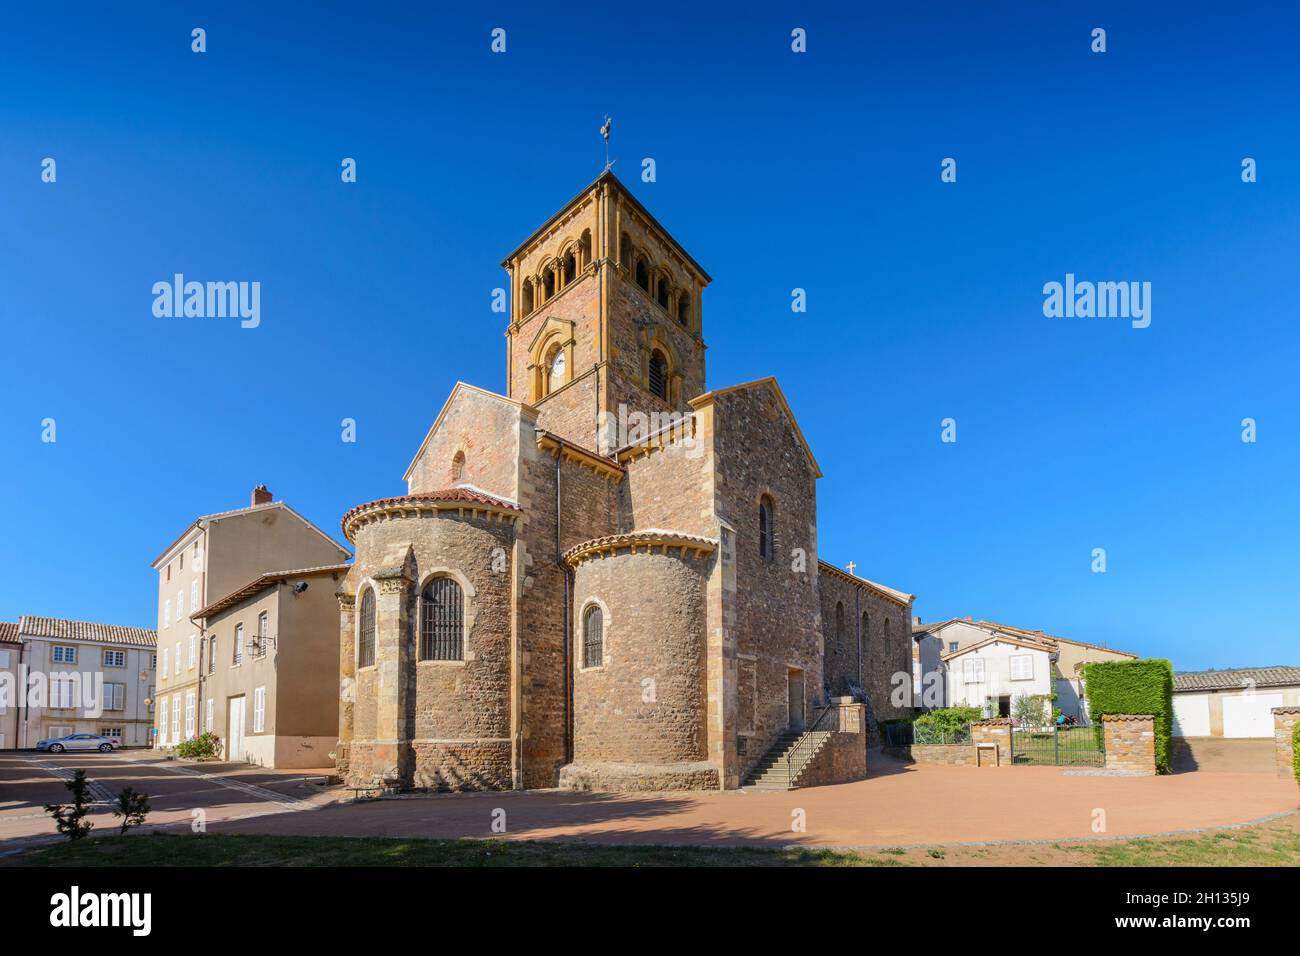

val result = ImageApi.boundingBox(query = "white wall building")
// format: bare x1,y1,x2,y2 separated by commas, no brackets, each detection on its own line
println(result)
4,617,157,748
942,635,1056,722
1173,667,1300,738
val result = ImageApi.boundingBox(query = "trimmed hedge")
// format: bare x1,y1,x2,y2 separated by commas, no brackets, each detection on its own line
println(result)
1293,723,1299,789
1082,658,1174,773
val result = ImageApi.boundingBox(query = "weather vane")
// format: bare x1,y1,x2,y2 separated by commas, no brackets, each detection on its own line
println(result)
600,115,613,171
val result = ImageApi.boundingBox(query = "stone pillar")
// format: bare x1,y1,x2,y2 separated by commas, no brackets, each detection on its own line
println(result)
373,569,412,786
970,718,1010,767
1273,707,1300,777
336,591,356,776
1102,714,1156,775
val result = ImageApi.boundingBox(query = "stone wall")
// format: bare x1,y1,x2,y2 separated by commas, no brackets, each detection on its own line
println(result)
1102,714,1156,775
1274,707,1300,777
794,698,867,787
971,718,1011,767
886,743,979,767
565,541,713,785
341,506,516,791
817,564,914,742
708,383,824,787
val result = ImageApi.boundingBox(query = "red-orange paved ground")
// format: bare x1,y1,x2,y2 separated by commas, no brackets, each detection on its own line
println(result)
215,755,1300,848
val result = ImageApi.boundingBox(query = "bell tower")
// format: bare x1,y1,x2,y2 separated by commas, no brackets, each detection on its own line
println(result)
501,170,710,452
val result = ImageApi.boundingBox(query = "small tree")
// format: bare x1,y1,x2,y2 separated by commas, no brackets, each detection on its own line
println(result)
1013,694,1051,730
44,769,94,841
113,787,151,835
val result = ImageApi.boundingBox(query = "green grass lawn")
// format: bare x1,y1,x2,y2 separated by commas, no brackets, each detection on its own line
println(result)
8,816,1300,867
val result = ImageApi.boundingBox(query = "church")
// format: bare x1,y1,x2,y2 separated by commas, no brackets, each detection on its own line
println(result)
334,170,916,791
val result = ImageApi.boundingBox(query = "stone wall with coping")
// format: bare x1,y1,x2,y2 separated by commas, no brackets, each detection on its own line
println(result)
1102,714,1156,775
794,697,867,787
971,718,1011,767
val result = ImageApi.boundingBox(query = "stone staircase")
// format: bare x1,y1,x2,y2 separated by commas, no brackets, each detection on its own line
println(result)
742,729,835,790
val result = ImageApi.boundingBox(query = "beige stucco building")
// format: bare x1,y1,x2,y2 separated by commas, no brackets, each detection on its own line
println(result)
152,485,350,754
3,617,157,748
335,170,916,793
190,564,349,767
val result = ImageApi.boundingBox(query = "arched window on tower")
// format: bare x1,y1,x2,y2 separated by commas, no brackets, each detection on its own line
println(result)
563,250,577,286
546,345,566,395
451,450,465,483
580,229,592,268
582,604,603,668
358,589,376,668
620,232,633,268
648,349,668,400
420,577,464,661
758,495,774,561
520,279,534,316
543,266,556,300
657,276,671,310
635,258,650,293
678,292,690,328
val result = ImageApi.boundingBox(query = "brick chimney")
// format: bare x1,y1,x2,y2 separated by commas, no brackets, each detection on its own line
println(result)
251,484,273,507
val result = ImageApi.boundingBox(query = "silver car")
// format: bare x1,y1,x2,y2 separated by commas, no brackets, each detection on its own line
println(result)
36,733,117,753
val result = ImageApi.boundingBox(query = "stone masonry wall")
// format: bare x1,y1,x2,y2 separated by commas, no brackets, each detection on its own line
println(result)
344,509,515,791
569,546,712,769
818,567,914,743
971,718,1011,767
1102,714,1156,775
794,698,867,787
1274,707,1300,777
710,383,823,786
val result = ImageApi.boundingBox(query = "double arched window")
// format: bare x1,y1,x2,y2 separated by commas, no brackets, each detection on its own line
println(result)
582,604,604,668
358,589,376,667
420,577,464,661
758,495,775,561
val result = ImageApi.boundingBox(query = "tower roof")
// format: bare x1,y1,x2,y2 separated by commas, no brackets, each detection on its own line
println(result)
500,169,711,283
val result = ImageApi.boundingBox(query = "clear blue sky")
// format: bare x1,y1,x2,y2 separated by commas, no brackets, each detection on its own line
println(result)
2,3,1296,670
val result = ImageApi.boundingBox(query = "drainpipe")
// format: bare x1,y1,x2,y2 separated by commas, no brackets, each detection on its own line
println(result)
16,639,27,748
554,449,572,765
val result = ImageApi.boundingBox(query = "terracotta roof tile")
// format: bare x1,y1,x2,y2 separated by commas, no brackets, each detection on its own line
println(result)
1174,667,1300,692
341,488,520,540
18,616,157,648
0,621,19,644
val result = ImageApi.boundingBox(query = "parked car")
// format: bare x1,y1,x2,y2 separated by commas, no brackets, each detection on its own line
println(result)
35,733,117,753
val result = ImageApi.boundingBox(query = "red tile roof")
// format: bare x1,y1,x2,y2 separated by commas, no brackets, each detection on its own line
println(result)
341,488,520,539
0,622,19,645
18,616,157,648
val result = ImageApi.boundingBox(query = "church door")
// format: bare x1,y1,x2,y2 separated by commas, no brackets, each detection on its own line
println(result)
788,669,805,732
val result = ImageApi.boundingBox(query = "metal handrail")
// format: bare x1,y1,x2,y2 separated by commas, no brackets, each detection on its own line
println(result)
785,705,835,787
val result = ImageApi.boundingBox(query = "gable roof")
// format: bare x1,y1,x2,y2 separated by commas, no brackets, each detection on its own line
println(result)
690,377,822,478
152,500,349,568
18,616,157,648
1174,666,1300,692
0,621,18,645
192,563,353,622
941,634,1054,662
817,561,914,606
975,620,1136,658
402,382,539,483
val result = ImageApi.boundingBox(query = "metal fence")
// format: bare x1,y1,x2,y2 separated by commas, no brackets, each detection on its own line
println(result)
881,721,971,747
1010,725,1103,766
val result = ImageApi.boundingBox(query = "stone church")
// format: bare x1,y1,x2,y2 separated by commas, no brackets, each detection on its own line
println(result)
335,170,915,791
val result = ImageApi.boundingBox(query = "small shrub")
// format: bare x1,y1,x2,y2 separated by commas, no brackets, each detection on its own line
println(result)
113,787,151,835
175,732,221,760
914,706,982,743
44,769,94,841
